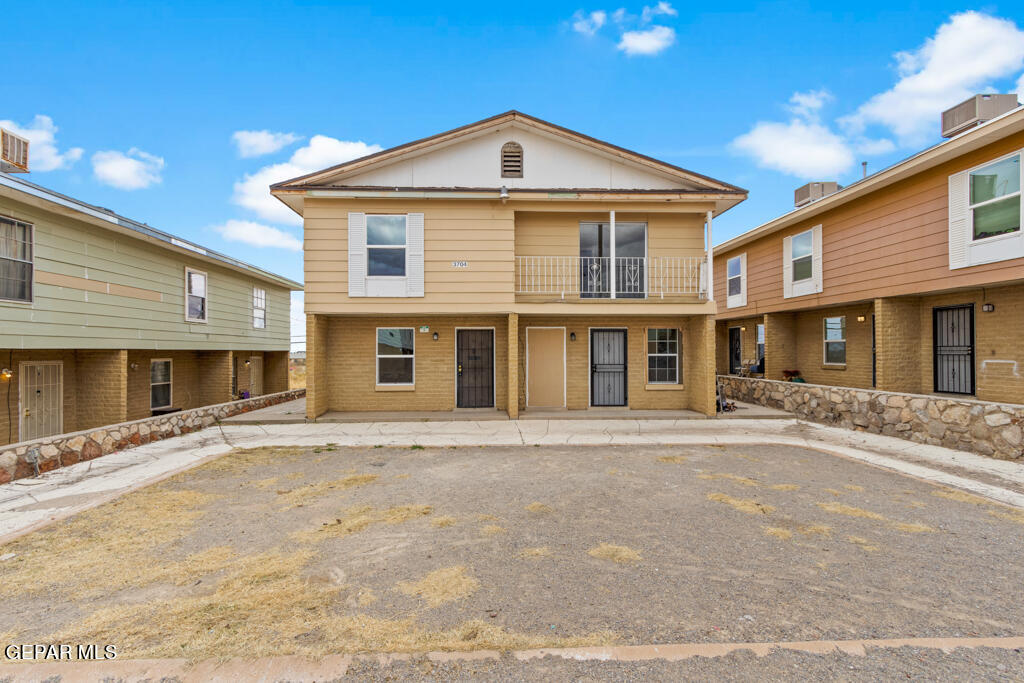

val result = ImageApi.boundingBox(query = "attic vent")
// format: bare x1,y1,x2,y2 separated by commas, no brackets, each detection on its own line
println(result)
1,128,30,173
501,141,523,178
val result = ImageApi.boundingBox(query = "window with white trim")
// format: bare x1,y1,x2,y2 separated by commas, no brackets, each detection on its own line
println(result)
376,328,414,384
185,268,207,322
253,287,266,329
756,323,765,365
647,328,680,384
150,359,172,409
0,216,33,303
969,154,1020,241
823,316,846,365
726,253,746,308
791,230,813,282
367,215,407,277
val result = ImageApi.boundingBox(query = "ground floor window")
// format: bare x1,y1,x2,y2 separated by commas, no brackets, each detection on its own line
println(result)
377,328,414,384
823,316,846,364
647,328,680,383
151,359,172,409
756,323,766,368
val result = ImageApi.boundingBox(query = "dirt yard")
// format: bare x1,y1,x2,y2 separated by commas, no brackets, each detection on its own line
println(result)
1,442,1022,661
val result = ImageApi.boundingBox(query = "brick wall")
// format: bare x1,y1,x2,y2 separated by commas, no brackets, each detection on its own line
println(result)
0,350,79,447
507,314,519,419
306,314,330,419
875,296,921,393
764,312,796,381
264,350,290,394
517,315,711,414
75,350,127,430
793,303,875,389
126,351,201,421
323,315,510,413
198,351,233,406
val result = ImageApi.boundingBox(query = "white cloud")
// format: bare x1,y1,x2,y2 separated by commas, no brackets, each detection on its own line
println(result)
213,219,302,251
1017,71,1024,98
232,130,302,158
572,10,606,36
91,148,164,190
733,119,855,178
0,115,83,171
641,2,676,23
617,25,675,56
786,89,832,120
840,11,1024,146
233,135,382,225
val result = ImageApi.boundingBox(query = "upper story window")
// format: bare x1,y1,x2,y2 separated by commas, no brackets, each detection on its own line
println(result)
783,225,822,299
969,154,1020,241
253,287,266,329
949,151,1024,269
0,215,33,303
185,267,207,322
501,142,523,178
366,215,407,277
726,253,746,308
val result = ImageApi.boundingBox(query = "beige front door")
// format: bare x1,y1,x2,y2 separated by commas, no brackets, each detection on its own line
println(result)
249,356,264,397
20,362,64,441
526,327,565,408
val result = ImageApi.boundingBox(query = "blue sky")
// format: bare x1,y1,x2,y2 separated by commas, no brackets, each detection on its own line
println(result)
5,2,1024,348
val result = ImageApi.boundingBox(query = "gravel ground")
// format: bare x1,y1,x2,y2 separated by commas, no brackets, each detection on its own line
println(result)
1,441,1022,665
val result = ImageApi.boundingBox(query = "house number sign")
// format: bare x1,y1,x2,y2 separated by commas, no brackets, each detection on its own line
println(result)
451,261,469,268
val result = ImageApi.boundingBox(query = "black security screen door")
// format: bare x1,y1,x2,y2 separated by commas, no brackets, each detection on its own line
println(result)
729,327,742,374
457,329,495,408
591,329,627,406
933,305,975,395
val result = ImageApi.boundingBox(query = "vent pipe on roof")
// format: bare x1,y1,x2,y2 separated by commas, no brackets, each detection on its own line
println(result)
862,162,867,179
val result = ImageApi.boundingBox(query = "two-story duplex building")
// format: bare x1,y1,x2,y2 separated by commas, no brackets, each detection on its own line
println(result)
0,170,302,446
714,96,1024,405
273,112,746,419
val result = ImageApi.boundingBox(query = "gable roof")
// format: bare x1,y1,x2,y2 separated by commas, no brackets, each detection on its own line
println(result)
0,171,303,290
271,110,747,194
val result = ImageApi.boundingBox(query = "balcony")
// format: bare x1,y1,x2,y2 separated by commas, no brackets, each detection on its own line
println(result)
514,256,707,300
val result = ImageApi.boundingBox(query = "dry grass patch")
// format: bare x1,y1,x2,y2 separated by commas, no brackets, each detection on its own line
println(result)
397,567,479,607
198,446,308,474
476,514,501,522
798,524,833,537
520,546,551,558
816,502,886,521
481,525,506,536
278,474,378,509
524,502,553,514
932,488,992,505
770,484,801,491
844,485,865,492
823,488,844,497
431,516,457,528
707,492,774,515
588,543,641,564
698,473,761,487
0,488,216,599
763,527,793,540
657,455,687,464
848,536,879,552
293,505,432,543
989,509,1024,525
252,477,279,489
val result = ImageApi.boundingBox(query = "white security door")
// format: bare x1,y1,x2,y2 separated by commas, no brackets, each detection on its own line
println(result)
20,362,63,441
249,356,264,397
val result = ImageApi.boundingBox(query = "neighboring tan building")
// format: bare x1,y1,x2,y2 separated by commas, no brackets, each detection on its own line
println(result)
714,96,1024,404
272,111,746,419
0,171,302,446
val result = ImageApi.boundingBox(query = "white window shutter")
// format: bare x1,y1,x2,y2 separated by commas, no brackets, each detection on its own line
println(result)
348,212,366,297
811,224,823,293
406,212,425,297
782,236,793,299
739,253,748,307
948,171,970,269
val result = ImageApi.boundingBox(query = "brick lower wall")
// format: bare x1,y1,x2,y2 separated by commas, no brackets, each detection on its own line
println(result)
75,349,127,429
719,375,1023,461
0,350,79,446
0,388,305,483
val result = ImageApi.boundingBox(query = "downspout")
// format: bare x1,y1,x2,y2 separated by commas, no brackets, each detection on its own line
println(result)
706,210,714,301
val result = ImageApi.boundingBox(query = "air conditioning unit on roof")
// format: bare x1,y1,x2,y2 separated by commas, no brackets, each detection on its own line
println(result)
794,181,841,208
1,128,29,172
941,94,1019,138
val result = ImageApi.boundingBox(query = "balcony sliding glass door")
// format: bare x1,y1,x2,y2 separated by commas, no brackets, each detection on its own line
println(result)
579,222,646,298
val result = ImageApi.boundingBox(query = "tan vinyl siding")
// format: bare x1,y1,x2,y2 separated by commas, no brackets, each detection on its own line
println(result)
0,197,291,351
514,211,705,258
715,129,1024,319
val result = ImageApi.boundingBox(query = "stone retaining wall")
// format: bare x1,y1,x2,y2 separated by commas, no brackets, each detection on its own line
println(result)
719,376,1023,461
0,389,305,483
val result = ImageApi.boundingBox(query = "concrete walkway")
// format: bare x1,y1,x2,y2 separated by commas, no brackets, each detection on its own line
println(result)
1,417,1023,542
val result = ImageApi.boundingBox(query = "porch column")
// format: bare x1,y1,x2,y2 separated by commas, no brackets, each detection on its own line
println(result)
683,315,717,417
763,313,796,381
507,313,519,419
75,349,128,430
306,314,330,420
874,297,922,393
197,351,233,406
